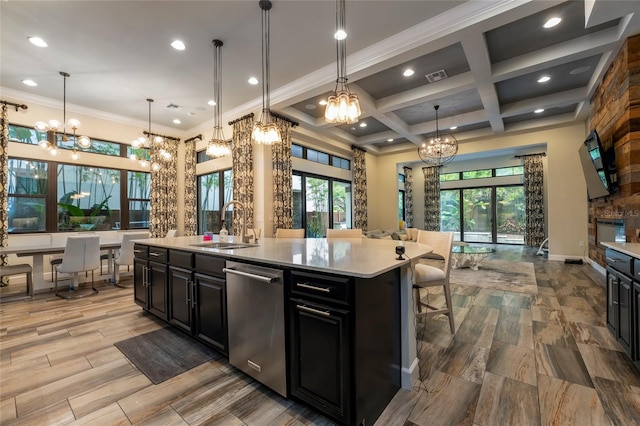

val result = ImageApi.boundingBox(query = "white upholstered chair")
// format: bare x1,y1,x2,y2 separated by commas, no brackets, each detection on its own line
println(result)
166,229,178,237
54,235,100,299
413,230,455,334
326,228,363,238
275,228,304,238
113,232,149,285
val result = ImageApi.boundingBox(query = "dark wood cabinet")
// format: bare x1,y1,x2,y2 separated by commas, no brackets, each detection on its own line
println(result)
194,273,227,353
288,269,400,426
290,299,350,423
634,282,640,369
132,244,168,321
169,266,193,333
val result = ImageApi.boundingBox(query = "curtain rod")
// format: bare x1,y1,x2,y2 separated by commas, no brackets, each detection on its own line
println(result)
143,130,181,142
184,134,202,144
228,112,254,126
515,152,546,158
270,111,299,127
351,145,366,153
0,100,28,111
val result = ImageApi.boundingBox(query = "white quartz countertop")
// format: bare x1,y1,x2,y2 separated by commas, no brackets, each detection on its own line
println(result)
601,242,640,259
135,235,432,278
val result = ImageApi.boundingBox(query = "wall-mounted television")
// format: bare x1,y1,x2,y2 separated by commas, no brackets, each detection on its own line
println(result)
578,129,617,200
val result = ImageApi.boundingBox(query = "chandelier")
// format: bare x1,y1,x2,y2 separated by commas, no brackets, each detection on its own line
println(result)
324,0,361,124
34,71,91,158
130,99,171,171
252,0,281,145
418,105,458,166
206,39,231,158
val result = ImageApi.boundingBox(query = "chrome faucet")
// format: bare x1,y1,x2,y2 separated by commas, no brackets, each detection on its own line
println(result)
221,200,249,243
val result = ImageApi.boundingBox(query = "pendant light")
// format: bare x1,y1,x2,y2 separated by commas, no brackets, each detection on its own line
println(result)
130,99,170,170
206,39,231,158
252,0,281,145
34,71,91,157
418,105,458,166
324,0,361,124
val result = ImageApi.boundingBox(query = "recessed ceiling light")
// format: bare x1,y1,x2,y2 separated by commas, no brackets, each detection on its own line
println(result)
334,29,347,40
534,108,545,114
319,100,327,106
248,77,259,85
350,127,356,131
537,75,551,83
449,126,457,130
359,122,367,127
208,100,216,106
22,79,37,87
28,36,47,47
171,40,186,50
403,69,415,77
570,66,591,75
387,138,394,142
543,17,561,28
305,104,317,110
173,119,181,124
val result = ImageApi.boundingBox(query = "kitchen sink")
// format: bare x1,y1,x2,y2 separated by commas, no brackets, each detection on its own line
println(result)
190,242,257,250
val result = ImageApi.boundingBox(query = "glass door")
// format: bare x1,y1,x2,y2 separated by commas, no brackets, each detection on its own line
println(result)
462,188,492,242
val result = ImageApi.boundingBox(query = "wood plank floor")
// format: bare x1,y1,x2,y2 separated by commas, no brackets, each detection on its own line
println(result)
1,247,640,425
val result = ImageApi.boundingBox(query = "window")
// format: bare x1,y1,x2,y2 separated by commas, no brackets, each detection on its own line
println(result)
462,169,492,179
7,159,47,233
57,164,121,231
495,166,524,176
293,172,352,237
398,190,405,221
126,171,151,230
398,174,406,183
198,169,233,234
440,172,460,182
291,143,350,170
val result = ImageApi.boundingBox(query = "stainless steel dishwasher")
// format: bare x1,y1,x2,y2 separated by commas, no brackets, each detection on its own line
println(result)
223,261,286,397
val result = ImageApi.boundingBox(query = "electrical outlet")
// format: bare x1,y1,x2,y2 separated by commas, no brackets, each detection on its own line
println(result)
579,241,585,247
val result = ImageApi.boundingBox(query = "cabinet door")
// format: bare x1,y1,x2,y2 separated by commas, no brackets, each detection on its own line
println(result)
194,273,227,354
133,258,147,309
290,300,350,424
169,267,193,333
148,261,168,320
634,282,640,363
606,269,619,334
618,274,633,357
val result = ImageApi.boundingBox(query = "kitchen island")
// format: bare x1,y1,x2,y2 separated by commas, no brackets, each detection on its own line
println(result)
132,235,431,425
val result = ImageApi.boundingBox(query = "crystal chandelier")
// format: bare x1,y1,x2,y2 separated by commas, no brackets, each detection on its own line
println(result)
130,99,171,170
324,0,361,124
34,71,91,158
206,39,231,158
418,105,458,166
252,0,281,145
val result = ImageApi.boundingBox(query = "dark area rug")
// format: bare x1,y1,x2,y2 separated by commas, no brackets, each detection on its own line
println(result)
115,327,219,384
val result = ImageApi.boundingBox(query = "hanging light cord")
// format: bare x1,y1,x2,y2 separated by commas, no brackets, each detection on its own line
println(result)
262,2,271,118
336,0,347,89
214,40,223,131
434,104,440,141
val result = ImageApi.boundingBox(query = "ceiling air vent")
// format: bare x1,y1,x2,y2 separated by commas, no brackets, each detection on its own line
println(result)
425,70,448,83
166,103,182,109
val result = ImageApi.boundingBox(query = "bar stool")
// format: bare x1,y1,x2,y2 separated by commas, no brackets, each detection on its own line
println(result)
275,228,304,238
413,230,455,334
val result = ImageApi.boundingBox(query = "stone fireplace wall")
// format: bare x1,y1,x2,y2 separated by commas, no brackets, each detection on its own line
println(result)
588,34,640,266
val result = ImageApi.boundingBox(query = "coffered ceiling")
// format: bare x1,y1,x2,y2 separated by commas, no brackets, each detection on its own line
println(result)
2,1,639,154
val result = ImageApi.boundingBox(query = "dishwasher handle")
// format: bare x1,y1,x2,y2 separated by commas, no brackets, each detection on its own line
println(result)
223,267,279,283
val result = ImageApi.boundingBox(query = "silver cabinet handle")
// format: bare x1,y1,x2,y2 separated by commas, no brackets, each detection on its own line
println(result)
297,282,331,293
134,249,143,253
223,267,278,283
185,279,191,305
191,281,197,308
297,304,331,317
606,257,618,263
149,252,162,257
143,266,149,287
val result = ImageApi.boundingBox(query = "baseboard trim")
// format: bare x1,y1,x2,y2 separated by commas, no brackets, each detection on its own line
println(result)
401,357,419,390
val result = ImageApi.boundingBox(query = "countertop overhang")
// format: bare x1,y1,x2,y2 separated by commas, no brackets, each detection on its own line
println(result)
135,236,431,278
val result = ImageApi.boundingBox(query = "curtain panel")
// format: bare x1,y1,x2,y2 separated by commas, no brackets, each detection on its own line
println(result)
1,105,9,284
149,140,178,238
523,154,545,247
403,166,413,227
423,166,441,231
183,136,199,236
271,117,293,235
352,147,368,231
231,116,254,233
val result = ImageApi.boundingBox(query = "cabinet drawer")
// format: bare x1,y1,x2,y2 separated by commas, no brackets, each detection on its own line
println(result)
606,248,632,276
170,250,193,269
194,254,226,277
291,271,351,305
148,247,168,263
133,244,148,259
635,259,640,280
